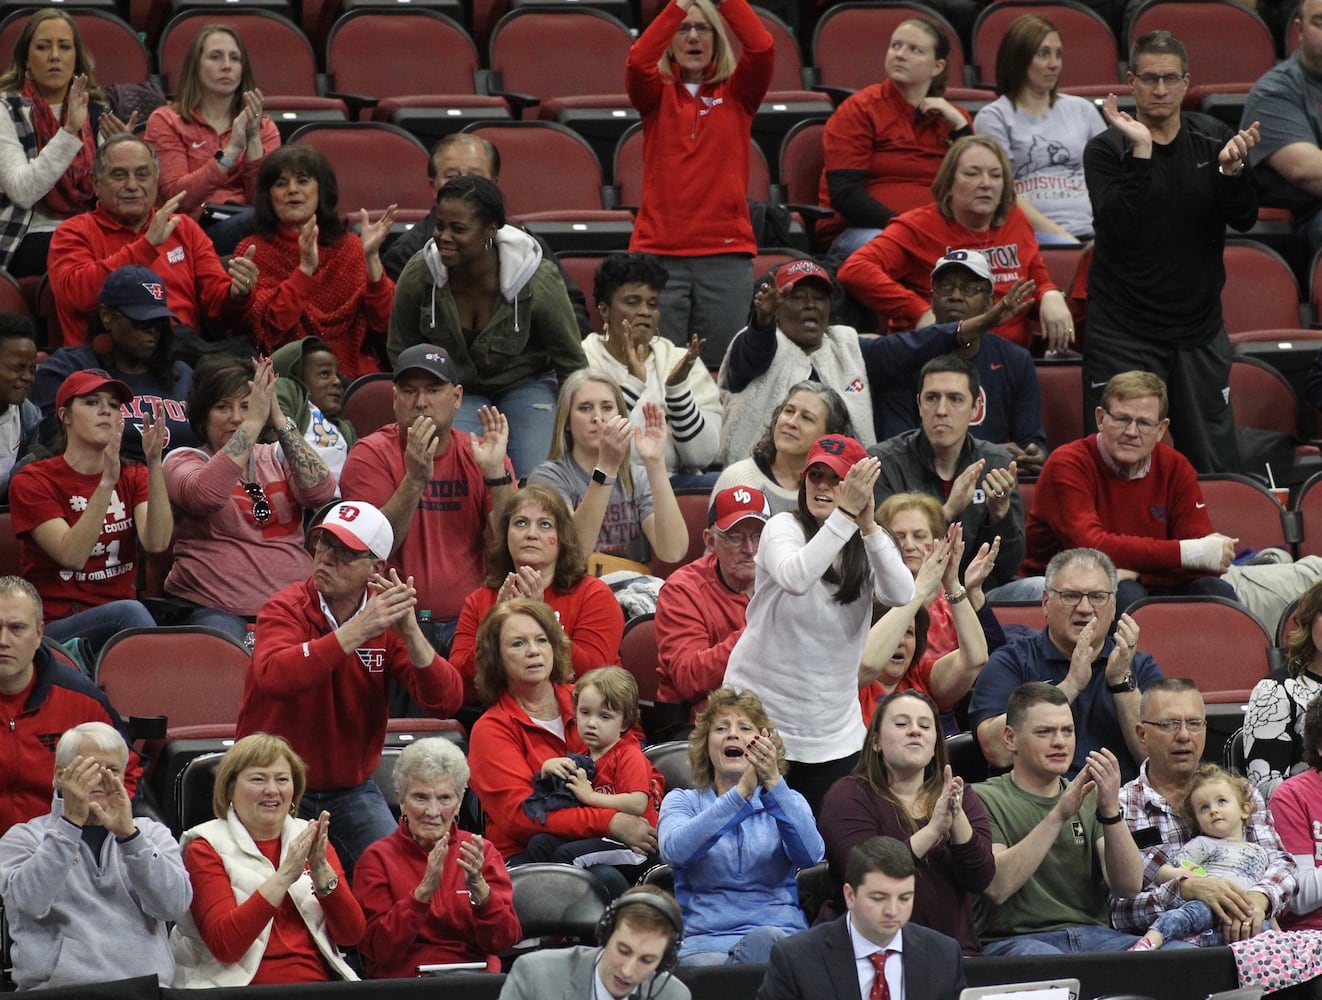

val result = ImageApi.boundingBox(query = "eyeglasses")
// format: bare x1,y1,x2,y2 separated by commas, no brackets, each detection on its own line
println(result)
1141,718,1207,734
675,22,713,36
932,277,992,297
1133,72,1186,88
242,482,271,525
313,536,373,564
1047,588,1114,607
1102,409,1162,435
715,528,761,547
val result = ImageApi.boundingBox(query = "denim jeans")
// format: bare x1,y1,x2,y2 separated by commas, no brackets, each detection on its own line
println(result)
45,599,157,673
981,924,1140,956
984,576,1047,603
679,926,788,967
830,227,883,258
1151,900,1221,944
454,372,558,482
182,605,253,647
298,779,397,883
1116,575,1237,613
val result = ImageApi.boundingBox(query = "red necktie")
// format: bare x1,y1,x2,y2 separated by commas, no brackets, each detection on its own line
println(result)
868,950,897,1000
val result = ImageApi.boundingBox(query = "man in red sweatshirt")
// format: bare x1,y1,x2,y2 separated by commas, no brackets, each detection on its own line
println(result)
236,500,463,879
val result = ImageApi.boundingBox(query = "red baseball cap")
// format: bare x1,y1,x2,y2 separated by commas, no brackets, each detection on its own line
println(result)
708,486,771,530
774,259,833,293
802,434,870,480
55,369,133,412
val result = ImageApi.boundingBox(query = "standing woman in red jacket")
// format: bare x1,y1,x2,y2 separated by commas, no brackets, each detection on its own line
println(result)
626,0,773,369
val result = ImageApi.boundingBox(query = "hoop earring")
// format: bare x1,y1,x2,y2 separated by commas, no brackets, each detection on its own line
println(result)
485,236,494,251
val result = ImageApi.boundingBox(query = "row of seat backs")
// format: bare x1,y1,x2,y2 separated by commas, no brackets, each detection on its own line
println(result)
111,0,1278,90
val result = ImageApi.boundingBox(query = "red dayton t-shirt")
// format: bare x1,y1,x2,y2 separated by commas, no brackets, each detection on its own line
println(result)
9,457,149,620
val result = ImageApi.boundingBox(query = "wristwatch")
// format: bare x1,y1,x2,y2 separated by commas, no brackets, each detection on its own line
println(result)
591,468,618,487
1106,672,1136,694
483,472,512,486
314,874,339,897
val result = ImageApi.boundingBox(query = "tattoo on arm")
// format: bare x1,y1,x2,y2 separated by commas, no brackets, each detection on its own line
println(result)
281,428,331,489
221,427,255,461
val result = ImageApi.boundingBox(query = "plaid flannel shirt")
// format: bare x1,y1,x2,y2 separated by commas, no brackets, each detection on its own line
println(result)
1109,760,1297,935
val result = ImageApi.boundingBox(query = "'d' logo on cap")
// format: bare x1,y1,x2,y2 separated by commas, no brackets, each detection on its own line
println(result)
141,283,165,300
337,504,361,522
944,250,974,263
819,436,846,454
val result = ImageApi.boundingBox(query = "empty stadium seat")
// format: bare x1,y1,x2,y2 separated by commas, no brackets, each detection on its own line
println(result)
1198,473,1298,558
557,253,607,334
341,371,395,438
94,626,249,730
618,613,687,742
326,9,509,136
1221,241,1303,335
507,863,611,945
642,739,695,791
1034,359,1084,453
1294,469,1322,557
777,117,834,251
0,269,25,316
1127,596,1275,704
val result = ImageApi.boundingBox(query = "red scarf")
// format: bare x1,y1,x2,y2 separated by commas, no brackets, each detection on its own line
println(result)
20,77,96,217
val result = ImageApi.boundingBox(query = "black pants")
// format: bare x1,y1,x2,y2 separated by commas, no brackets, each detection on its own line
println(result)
784,751,859,819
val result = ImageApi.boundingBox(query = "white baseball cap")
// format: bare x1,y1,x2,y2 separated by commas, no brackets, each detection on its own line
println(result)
313,501,393,560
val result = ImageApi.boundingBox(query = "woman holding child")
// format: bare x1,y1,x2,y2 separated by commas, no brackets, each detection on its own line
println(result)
467,600,658,894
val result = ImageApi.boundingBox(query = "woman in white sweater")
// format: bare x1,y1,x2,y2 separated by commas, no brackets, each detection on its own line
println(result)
722,433,913,815
581,252,722,486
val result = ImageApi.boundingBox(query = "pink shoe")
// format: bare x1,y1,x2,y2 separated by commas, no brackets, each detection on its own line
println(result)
1128,938,1157,952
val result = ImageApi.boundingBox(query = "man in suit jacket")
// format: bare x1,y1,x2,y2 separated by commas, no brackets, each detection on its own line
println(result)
756,836,965,1000
500,886,691,1000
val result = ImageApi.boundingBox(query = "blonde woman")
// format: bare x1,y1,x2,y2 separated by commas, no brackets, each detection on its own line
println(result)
527,369,687,565
625,0,773,366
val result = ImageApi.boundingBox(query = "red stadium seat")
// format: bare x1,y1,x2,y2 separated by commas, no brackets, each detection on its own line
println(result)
341,371,395,438
1127,596,1274,704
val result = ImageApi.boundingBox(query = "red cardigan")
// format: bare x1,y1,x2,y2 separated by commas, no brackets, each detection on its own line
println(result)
354,820,520,978
236,228,393,380
625,0,773,256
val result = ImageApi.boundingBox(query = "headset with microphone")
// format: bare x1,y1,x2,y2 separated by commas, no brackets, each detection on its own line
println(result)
593,888,686,998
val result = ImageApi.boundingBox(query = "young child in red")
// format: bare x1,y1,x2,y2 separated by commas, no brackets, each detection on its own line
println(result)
525,667,663,884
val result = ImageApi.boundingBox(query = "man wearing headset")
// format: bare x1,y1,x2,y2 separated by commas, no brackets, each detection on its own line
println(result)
499,885,691,1000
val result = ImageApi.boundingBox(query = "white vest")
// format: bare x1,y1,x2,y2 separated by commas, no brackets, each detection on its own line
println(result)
718,324,876,466
169,810,359,987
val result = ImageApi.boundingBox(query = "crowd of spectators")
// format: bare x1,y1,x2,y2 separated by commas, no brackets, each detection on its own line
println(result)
3,2,1322,996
